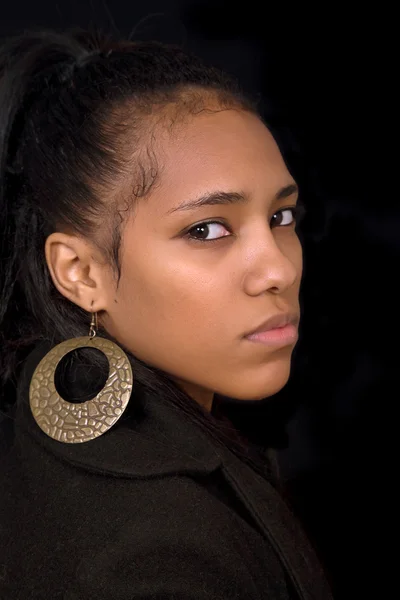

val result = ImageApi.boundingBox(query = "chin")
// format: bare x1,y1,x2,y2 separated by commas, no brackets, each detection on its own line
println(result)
218,360,292,401
233,382,289,402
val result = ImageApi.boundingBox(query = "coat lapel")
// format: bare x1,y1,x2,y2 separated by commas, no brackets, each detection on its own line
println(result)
218,445,333,600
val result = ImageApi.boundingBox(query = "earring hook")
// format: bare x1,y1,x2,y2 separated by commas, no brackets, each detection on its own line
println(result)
89,302,98,339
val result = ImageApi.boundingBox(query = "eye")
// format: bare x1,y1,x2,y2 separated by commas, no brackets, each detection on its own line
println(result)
184,220,231,243
184,206,303,244
270,206,300,228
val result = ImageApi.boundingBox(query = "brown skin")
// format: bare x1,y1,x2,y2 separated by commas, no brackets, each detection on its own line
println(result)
45,108,302,413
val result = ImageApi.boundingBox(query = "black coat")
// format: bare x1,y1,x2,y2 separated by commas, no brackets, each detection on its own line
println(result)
0,343,333,599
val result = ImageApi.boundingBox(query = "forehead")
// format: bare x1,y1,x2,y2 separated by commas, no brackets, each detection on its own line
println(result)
144,109,293,215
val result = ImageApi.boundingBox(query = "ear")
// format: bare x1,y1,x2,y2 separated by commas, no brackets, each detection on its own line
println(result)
45,232,109,313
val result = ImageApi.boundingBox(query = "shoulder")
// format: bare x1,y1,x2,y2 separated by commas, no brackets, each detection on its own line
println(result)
1,451,290,600
65,474,290,600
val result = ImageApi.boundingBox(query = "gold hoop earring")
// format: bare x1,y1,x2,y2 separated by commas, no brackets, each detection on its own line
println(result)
29,311,133,444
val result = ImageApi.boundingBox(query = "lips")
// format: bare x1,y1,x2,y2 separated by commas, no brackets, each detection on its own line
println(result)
244,312,299,337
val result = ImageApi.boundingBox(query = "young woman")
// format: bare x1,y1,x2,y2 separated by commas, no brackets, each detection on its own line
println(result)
0,28,333,599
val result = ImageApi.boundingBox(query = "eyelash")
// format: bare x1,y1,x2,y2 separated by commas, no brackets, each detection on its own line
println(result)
184,205,305,244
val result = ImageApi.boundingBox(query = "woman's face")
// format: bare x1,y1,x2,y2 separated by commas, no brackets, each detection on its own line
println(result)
102,108,303,411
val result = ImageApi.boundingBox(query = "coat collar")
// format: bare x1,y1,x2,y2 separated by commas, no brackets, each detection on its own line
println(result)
15,341,222,478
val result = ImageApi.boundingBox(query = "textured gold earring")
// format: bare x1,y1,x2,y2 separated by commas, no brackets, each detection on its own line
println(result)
29,311,133,444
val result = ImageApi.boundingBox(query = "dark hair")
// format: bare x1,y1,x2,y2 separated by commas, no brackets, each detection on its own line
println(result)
0,27,273,479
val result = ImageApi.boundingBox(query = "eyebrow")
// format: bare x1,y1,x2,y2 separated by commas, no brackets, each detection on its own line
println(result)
165,183,299,215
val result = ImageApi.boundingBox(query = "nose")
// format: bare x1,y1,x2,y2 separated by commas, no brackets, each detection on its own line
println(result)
242,232,300,296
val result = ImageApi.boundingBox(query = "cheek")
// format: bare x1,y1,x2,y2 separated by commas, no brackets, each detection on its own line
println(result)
295,242,303,280
110,250,226,358
282,233,303,279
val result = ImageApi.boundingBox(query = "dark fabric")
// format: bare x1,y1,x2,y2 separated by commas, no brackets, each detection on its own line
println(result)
0,342,333,599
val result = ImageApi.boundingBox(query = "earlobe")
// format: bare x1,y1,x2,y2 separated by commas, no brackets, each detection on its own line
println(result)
44,232,105,312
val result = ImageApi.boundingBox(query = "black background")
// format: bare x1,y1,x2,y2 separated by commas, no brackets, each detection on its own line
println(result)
1,2,393,598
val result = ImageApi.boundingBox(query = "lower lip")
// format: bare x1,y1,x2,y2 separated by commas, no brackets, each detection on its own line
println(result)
244,323,298,347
